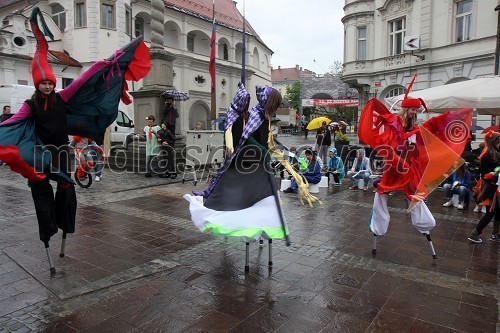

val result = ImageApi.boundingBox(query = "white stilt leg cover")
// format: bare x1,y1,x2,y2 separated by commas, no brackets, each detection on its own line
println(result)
370,193,390,236
409,200,436,233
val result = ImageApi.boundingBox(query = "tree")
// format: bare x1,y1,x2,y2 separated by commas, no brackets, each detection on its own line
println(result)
285,80,301,110
327,60,343,75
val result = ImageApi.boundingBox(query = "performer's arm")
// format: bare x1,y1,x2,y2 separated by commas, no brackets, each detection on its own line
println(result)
58,61,109,103
225,124,234,155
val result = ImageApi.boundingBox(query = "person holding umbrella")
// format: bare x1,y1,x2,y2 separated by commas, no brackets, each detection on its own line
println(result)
161,96,179,135
315,121,332,166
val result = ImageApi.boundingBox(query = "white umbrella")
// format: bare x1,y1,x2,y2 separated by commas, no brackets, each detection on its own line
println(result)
384,76,500,115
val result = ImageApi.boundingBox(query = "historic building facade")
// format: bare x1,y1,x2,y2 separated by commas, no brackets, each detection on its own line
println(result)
342,0,498,107
0,0,273,134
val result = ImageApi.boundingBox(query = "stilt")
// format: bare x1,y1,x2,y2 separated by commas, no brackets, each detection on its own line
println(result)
268,239,273,267
59,231,67,258
44,241,56,274
372,234,377,254
424,232,437,259
244,242,250,272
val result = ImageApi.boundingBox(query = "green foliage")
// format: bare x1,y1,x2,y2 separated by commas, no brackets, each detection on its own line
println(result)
285,80,301,110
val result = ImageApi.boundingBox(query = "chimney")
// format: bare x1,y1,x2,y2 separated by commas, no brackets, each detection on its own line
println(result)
295,65,299,70
278,66,281,70
300,67,302,71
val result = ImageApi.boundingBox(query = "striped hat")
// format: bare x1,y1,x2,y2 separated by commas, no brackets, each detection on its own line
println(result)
29,8,56,87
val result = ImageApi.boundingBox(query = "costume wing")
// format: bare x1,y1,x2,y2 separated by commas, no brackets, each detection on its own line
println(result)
62,36,151,139
410,108,472,207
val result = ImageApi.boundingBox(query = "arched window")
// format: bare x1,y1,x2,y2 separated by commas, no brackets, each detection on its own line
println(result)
51,3,66,31
385,87,404,98
223,44,228,60
135,17,144,37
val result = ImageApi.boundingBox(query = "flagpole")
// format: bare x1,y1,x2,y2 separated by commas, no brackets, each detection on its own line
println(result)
241,0,246,85
210,0,217,122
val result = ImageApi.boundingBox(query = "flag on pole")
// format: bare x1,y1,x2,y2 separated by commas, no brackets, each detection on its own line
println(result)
209,1,216,121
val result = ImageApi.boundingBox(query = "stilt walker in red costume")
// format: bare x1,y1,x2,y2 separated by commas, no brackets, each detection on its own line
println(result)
359,75,472,258
0,8,150,273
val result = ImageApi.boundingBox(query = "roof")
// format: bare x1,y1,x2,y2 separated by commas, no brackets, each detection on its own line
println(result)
48,50,82,67
164,0,269,50
272,66,316,83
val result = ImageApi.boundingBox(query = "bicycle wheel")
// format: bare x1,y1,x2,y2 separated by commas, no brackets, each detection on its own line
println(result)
74,170,93,188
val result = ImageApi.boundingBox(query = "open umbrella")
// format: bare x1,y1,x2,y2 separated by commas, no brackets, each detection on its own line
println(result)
161,90,189,101
307,117,331,130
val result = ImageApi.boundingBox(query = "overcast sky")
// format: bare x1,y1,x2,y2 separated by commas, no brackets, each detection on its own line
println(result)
235,0,345,74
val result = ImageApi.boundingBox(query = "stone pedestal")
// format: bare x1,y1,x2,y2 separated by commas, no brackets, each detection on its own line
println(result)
130,48,176,134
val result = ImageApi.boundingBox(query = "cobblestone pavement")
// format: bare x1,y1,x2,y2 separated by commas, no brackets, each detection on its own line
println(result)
0,134,498,332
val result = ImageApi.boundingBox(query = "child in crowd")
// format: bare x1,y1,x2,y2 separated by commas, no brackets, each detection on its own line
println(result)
283,149,322,193
347,148,371,190
442,163,471,210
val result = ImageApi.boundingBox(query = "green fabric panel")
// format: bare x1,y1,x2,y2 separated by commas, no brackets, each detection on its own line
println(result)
202,223,289,239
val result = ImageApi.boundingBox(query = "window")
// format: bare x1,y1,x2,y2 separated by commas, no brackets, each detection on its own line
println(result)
385,87,404,98
75,2,86,28
101,2,115,29
125,7,131,36
357,27,366,60
187,33,195,52
62,78,74,88
455,0,472,42
135,17,144,37
223,43,228,60
388,18,405,55
51,3,66,31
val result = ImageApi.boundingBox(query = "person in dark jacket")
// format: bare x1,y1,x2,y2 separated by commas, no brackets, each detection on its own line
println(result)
157,121,177,178
0,105,13,123
161,96,179,135
315,121,332,166
468,131,500,243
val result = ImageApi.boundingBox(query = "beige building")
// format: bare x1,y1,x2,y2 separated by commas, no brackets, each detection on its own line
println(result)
342,0,498,106
0,0,273,134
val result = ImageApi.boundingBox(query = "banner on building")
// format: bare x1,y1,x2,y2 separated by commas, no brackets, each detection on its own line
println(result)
302,99,358,107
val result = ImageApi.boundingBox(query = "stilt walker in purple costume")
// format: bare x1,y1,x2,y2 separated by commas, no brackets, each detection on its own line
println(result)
0,8,150,273
184,85,318,246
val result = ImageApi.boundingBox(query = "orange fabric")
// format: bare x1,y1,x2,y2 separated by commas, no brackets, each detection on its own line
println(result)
359,98,472,204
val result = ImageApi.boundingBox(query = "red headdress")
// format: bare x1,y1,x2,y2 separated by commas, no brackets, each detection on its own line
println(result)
29,8,57,88
401,74,428,112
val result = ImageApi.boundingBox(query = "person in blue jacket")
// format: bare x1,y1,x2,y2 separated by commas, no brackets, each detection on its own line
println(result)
326,147,345,186
284,149,321,193
442,162,471,210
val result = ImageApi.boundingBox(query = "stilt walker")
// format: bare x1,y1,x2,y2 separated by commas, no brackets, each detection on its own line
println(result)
358,75,472,258
0,7,150,273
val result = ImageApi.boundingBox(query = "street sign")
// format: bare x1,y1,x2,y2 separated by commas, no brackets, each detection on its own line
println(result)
301,99,358,107
404,36,420,51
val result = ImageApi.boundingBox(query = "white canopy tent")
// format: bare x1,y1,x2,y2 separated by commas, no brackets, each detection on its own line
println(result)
384,76,500,115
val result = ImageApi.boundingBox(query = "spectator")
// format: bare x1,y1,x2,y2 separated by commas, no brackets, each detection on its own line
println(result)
195,121,204,130
92,132,105,182
468,131,500,243
326,147,344,186
157,121,177,179
442,163,471,210
0,105,13,123
315,121,332,166
143,115,161,178
283,149,321,193
347,148,371,191
161,96,179,135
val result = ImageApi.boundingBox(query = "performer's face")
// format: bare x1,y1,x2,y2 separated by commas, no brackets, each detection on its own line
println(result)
406,107,418,118
38,81,55,95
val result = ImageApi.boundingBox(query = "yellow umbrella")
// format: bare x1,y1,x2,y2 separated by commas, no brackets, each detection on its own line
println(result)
307,117,331,130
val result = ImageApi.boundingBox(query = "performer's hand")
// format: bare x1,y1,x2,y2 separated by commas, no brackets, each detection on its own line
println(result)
226,143,234,155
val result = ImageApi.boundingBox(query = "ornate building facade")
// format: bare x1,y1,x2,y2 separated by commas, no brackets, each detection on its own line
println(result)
0,0,273,134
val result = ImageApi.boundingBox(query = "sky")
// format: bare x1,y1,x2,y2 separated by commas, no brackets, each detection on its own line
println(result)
235,0,345,75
